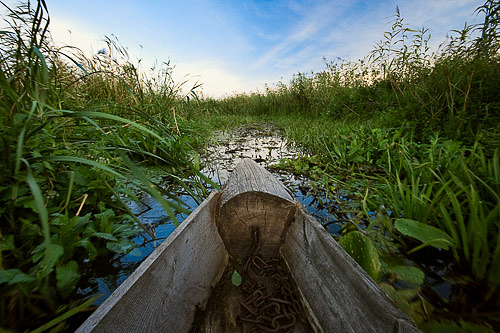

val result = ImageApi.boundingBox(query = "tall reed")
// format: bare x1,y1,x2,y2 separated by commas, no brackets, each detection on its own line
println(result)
0,1,205,331
203,1,500,146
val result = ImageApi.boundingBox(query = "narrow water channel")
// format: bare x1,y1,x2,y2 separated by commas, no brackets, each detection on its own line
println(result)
76,124,342,309
200,123,342,231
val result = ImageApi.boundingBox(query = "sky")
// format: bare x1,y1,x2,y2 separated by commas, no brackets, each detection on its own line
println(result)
2,0,485,97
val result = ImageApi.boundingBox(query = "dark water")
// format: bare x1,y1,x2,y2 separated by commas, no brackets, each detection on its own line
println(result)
199,123,342,233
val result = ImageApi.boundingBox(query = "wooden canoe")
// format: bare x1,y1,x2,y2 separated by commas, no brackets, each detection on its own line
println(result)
77,159,420,332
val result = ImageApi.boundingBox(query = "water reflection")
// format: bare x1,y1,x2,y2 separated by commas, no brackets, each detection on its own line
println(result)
200,123,303,184
200,124,341,232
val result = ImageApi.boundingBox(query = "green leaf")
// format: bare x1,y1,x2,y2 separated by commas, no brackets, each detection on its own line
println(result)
58,51,90,76
42,156,125,179
60,110,165,142
339,231,381,280
38,243,64,278
379,283,428,324
395,219,455,252
32,295,101,333
0,269,36,285
0,235,15,251
93,232,118,241
118,151,180,226
388,265,425,285
74,239,98,260
106,239,134,254
33,46,48,83
26,169,50,243
231,270,242,287
56,260,81,297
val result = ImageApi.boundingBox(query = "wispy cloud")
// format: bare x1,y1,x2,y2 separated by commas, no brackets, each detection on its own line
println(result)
252,0,483,78
251,1,361,72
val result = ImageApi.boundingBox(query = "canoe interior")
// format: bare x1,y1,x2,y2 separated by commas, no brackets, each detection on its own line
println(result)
190,236,315,332
78,159,420,333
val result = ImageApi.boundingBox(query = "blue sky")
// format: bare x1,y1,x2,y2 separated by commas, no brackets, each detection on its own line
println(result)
2,0,484,97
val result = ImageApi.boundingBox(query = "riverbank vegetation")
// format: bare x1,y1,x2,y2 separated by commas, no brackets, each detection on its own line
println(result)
183,2,500,331
1,0,499,331
0,1,211,331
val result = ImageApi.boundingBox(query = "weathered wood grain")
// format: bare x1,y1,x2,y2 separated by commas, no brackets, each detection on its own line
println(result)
77,192,228,333
190,264,243,332
281,206,420,333
78,159,421,333
217,159,296,258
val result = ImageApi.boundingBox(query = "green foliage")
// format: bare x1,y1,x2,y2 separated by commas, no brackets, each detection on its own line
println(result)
385,265,425,286
1,0,497,330
394,219,455,252
379,143,500,286
0,1,206,331
184,1,500,329
200,1,500,145
379,283,432,326
268,114,499,328
338,231,381,280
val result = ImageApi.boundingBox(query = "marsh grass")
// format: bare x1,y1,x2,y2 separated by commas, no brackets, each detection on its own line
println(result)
201,1,499,145
2,0,499,330
266,114,499,329
0,1,208,331
190,3,500,327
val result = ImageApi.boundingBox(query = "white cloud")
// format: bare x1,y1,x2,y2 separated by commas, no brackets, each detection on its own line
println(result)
49,18,103,54
172,61,268,98
252,1,351,70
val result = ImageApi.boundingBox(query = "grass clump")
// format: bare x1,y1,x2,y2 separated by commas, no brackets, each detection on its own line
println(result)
0,1,208,331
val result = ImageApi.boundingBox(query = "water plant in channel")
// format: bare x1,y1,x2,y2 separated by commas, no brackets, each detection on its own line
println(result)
0,1,208,331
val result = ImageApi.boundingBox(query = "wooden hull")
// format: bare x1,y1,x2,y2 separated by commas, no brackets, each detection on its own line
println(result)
78,159,419,333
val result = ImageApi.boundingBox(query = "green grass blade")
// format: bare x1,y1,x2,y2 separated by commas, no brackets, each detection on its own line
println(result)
118,151,179,227
446,185,469,262
42,156,125,179
104,182,155,239
32,296,100,333
60,110,165,142
26,165,51,245
32,46,48,83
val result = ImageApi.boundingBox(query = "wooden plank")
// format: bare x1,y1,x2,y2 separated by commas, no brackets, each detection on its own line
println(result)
281,206,421,333
190,263,243,332
217,159,296,258
77,192,228,333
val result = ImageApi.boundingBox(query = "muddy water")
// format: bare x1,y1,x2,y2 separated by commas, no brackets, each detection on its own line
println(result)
76,124,341,309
